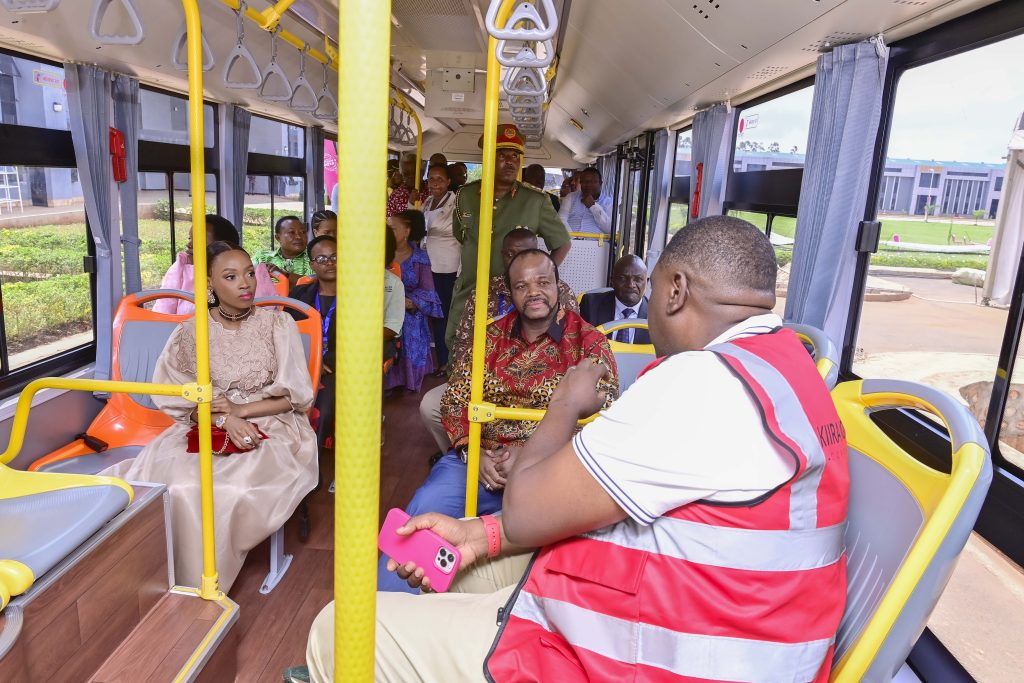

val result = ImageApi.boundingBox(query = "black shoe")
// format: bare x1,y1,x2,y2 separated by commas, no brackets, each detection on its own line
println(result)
428,451,444,467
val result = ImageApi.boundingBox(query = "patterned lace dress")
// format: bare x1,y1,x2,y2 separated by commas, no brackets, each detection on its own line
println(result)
102,307,318,591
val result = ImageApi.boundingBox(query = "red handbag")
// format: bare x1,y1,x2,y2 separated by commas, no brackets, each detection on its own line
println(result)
186,425,268,455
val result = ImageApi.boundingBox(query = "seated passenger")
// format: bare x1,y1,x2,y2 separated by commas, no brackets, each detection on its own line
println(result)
289,236,338,446
303,216,849,683
310,209,337,239
579,254,652,344
558,166,613,235
384,210,443,393
383,227,405,362
103,241,318,592
153,214,274,315
420,228,580,454
253,215,314,288
378,249,617,593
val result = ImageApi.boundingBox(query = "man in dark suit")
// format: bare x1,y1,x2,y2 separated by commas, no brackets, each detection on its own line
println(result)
579,254,651,344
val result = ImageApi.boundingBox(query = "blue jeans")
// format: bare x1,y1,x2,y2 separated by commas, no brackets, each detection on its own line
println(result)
377,452,504,593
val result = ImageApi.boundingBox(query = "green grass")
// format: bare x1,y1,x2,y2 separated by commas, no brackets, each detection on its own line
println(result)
729,211,993,246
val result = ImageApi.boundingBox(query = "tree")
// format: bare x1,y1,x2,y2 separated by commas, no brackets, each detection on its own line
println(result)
768,141,780,153
972,209,987,224
679,136,691,148
790,145,799,154
923,203,939,222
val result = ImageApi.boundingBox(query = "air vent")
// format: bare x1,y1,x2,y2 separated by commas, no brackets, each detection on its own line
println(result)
803,32,866,52
690,0,722,21
893,0,930,6
392,0,469,16
748,66,789,81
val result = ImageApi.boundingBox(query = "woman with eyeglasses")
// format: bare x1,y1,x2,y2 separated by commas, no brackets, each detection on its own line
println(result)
289,235,338,445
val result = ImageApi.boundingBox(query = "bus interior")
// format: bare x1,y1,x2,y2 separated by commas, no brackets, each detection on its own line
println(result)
0,0,1022,681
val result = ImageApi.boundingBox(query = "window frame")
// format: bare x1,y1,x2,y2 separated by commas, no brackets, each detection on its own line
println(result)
722,77,814,222
838,0,1024,572
665,126,693,244
0,120,97,397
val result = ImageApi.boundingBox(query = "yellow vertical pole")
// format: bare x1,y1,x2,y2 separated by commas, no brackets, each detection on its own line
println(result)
335,0,390,679
181,0,219,600
465,0,516,518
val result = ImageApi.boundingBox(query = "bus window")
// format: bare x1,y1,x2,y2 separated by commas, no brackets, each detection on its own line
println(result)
0,54,69,131
733,86,813,173
140,88,215,148
0,166,93,370
667,131,690,239
852,34,1024,399
852,32,1024,680
243,175,306,249
249,115,305,158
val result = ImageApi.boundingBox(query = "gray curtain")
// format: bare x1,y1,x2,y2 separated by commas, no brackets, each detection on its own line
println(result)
113,74,141,294
644,129,675,268
306,126,326,223
689,103,736,219
784,37,889,345
65,63,122,382
218,104,251,241
598,153,617,199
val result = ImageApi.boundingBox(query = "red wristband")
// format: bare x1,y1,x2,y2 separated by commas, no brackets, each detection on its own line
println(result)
480,514,501,559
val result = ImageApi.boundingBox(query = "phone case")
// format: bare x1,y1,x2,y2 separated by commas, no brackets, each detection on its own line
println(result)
378,508,462,592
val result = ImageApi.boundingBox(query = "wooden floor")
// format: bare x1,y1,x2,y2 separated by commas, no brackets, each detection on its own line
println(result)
227,377,441,682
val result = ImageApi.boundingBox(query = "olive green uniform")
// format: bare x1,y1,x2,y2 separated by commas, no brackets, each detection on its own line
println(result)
444,180,571,350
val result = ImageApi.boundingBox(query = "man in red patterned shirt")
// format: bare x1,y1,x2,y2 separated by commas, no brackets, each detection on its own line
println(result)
386,152,420,217
377,248,617,593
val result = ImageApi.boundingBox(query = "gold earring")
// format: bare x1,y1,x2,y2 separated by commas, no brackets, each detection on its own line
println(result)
207,288,215,304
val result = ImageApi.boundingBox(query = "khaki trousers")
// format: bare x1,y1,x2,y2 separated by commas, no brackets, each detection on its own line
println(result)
419,383,451,453
307,553,531,682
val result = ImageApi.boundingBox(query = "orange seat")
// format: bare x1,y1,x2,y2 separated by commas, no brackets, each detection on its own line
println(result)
30,291,323,476
296,275,316,286
272,276,291,297
30,290,194,474
388,261,401,279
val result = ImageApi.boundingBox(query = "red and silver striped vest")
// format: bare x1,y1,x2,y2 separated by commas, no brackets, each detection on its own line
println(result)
485,328,849,683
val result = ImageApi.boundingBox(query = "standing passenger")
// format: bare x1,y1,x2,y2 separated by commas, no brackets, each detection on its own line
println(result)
559,166,613,234
422,164,460,371
385,210,443,393
445,124,571,353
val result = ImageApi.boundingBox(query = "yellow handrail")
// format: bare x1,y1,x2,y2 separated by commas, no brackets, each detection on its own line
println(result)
0,378,194,465
221,0,338,69
333,0,390,679
182,0,220,601
464,0,517,518
389,87,423,208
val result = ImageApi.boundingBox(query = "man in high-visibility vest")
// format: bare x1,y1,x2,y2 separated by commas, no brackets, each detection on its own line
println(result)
296,215,849,683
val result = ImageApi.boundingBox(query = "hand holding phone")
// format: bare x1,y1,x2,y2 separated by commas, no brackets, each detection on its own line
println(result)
378,508,463,592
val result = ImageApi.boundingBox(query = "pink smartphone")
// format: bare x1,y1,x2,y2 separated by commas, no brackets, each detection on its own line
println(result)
378,508,462,592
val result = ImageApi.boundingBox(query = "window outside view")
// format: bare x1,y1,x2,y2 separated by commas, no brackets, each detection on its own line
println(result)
852,34,1024,683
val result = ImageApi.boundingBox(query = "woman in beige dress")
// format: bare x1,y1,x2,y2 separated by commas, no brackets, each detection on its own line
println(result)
104,241,318,592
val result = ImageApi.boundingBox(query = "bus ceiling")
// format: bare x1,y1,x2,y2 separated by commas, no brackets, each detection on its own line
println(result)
0,0,997,158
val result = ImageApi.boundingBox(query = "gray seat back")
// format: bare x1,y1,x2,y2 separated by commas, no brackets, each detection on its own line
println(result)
612,348,656,393
832,379,993,681
120,320,181,409
784,322,840,389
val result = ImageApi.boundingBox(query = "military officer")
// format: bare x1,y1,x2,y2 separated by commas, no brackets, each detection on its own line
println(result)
445,124,571,351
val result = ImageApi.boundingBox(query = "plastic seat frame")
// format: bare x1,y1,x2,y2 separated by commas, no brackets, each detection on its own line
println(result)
829,379,992,681
29,289,194,474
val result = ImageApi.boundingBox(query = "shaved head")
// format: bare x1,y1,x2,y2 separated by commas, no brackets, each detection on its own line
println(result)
661,215,777,296
648,215,778,356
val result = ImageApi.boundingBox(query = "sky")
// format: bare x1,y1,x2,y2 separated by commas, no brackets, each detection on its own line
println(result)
732,33,1024,165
